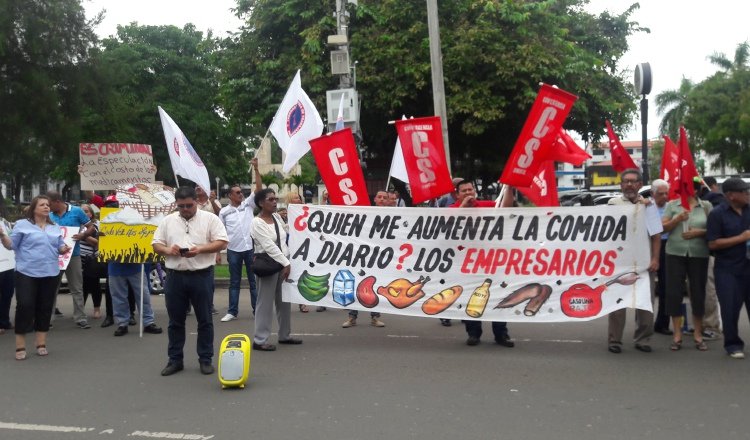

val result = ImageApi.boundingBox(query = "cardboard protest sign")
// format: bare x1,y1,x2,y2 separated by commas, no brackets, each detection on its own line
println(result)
58,226,77,270
98,207,162,263
0,219,14,272
79,143,156,190
283,204,652,322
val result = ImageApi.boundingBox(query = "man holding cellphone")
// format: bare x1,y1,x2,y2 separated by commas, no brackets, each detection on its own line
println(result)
152,186,228,376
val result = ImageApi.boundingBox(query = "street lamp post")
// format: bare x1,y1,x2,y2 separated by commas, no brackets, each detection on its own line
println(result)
634,62,652,182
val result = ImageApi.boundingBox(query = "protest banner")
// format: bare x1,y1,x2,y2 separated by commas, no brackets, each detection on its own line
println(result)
282,204,652,322
79,143,156,190
58,226,76,270
0,219,14,272
98,207,162,263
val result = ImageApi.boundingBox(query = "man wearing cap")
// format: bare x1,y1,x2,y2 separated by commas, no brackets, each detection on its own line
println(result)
706,177,750,359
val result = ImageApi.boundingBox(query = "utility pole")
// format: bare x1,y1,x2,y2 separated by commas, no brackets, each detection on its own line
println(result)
426,0,451,172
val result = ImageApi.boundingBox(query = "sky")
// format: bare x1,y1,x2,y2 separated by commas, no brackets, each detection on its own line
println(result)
84,0,750,141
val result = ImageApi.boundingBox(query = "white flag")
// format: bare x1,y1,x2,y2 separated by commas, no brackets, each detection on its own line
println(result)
389,115,409,182
269,70,325,172
158,106,211,193
334,92,346,132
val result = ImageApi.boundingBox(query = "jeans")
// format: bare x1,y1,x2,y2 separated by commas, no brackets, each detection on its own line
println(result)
226,249,258,316
714,266,750,353
164,269,214,364
0,269,14,329
463,320,509,340
110,272,155,327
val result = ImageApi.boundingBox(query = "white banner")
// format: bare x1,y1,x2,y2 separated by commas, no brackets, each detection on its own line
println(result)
79,143,156,190
283,204,653,322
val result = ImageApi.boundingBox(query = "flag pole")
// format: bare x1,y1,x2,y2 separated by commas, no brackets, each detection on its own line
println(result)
494,184,507,208
385,175,392,192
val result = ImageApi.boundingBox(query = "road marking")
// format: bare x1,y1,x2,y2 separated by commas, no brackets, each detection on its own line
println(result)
0,422,94,433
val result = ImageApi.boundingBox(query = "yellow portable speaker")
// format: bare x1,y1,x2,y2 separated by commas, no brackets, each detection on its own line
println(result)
218,334,251,389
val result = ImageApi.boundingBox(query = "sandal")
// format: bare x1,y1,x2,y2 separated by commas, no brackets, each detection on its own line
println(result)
15,348,26,361
36,345,48,356
695,340,708,351
670,340,682,351
299,304,309,313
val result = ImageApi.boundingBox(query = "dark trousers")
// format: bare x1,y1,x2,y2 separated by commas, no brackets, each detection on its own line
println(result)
14,272,58,334
714,267,750,353
463,320,509,340
665,254,708,317
0,269,14,329
654,240,670,331
164,269,214,364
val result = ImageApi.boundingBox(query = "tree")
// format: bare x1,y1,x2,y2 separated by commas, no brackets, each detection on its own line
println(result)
75,24,249,188
0,0,100,201
220,0,644,185
655,77,694,141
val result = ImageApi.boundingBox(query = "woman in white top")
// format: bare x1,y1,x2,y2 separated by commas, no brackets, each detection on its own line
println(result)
251,189,302,351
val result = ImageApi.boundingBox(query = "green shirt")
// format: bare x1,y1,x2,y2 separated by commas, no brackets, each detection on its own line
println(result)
662,200,712,257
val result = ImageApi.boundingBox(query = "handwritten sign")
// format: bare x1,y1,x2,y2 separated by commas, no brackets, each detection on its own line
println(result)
79,143,156,190
283,205,652,322
98,207,161,263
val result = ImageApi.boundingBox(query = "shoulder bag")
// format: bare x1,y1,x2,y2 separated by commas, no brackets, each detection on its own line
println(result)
252,216,284,277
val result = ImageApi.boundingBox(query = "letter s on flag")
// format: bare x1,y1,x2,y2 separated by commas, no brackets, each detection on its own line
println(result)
308,128,371,207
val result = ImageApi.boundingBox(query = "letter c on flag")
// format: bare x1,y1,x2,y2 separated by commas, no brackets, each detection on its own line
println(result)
329,148,348,176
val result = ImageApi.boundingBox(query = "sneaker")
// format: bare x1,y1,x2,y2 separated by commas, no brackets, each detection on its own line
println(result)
199,362,214,375
440,319,452,327
729,351,745,359
114,326,128,337
143,324,163,334
702,330,720,341
220,313,237,322
316,306,327,312
466,336,480,346
342,317,357,328
161,362,184,376
371,317,385,327
76,320,91,329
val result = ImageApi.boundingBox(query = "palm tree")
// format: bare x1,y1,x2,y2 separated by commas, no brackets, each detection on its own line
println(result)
655,77,694,140
708,41,749,73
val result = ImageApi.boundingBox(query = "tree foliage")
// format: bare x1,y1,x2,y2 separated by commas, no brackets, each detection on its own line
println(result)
0,0,99,201
220,0,645,184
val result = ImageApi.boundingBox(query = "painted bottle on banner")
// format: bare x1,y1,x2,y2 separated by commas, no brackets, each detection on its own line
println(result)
466,279,492,318
333,270,355,306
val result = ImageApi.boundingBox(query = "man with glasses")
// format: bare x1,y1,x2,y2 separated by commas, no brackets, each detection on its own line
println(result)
152,186,228,376
706,177,750,359
606,169,663,354
218,158,263,322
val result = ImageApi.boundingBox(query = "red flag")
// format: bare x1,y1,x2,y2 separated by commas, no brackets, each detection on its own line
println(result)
548,129,591,166
308,128,371,206
517,161,559,207
394,116,454,205
605,120,638,173
677,125,699,210
661,135,680,199
500,84,578,187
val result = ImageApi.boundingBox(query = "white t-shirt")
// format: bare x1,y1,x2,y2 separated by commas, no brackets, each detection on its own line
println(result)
219,196,257,252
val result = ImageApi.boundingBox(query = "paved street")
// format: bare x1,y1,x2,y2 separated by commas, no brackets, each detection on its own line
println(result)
1,289,749,440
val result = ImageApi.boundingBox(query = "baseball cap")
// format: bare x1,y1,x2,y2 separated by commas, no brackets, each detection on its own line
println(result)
722,177,750,193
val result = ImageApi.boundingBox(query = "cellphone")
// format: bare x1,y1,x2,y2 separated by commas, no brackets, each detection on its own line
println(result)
179,247,189,255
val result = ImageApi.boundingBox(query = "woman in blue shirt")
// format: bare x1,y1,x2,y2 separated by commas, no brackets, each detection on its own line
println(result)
0,196,70,360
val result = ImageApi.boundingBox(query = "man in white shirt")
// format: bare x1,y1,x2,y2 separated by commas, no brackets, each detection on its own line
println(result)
218,158,262,321
152,186,228,376
607,168,663,354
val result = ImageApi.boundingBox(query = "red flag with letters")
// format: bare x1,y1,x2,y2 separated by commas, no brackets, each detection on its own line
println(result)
394,116,454,205
308,128,371,206
517,160,559,207
605,120,638,173
677,125,699,210
499,84,578,187
661,135,680,199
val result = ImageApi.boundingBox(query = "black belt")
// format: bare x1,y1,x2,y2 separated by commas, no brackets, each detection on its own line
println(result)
166,267,212,275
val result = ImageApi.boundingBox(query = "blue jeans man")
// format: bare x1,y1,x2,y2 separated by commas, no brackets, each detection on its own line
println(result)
223,249,257,320
109,263,161,336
